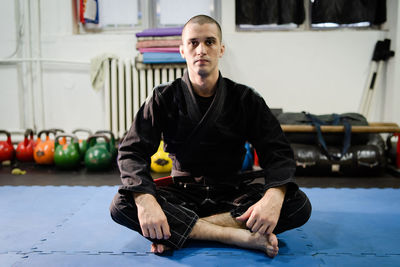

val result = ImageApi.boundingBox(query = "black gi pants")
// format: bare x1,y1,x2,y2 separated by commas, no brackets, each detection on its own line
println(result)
110,182,311,250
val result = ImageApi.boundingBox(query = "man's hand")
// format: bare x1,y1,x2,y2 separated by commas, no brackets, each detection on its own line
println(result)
134,193,171,240
236,186,286,235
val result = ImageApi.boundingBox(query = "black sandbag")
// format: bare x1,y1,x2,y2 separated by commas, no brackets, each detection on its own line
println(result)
291,133,386,176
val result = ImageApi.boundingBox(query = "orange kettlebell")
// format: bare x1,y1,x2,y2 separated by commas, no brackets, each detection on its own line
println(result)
34,130,56,165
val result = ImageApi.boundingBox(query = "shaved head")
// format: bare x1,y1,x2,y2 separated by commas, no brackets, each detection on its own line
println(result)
182,15,222,42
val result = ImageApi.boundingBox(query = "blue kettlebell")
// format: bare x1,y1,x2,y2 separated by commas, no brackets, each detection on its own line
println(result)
241,142,254,171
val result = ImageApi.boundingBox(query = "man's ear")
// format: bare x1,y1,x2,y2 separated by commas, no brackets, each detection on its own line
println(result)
179,45,185,59
219,43,225,58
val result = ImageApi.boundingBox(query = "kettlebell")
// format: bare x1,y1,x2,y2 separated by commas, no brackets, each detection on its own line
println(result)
72,128,92,161
0,130,15,162
253,149,260,168
34,130,56,165
54,134,81,169
49,128,66,145
241,142,254,171
386,133,400,168
16,129,36,162
151,140,172,173
85,134,112,171
95,130,117,160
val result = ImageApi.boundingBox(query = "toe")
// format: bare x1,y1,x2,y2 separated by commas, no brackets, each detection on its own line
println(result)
266,234,279,257
268,234,278,247
150,243,157,253
157,244,165,253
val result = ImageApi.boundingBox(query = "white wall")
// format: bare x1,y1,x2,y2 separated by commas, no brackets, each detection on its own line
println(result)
0,0,399,136
384,0,400,124
0,0,20,130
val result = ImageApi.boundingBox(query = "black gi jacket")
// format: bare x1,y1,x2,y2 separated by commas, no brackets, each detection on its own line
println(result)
118,71,297,196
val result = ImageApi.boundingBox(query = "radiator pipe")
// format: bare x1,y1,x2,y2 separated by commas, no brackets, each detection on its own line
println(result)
0,58,90,65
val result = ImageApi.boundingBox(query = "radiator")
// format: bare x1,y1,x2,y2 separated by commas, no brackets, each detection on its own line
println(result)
104,58,186,139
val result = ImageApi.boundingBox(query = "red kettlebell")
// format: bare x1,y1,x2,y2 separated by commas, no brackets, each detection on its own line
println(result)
0,130,15,162
16,129,36,162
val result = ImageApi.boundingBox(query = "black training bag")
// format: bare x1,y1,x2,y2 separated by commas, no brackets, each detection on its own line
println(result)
277,112,370,160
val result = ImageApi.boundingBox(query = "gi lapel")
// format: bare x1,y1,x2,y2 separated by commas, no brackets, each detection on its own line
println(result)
180,71,226,140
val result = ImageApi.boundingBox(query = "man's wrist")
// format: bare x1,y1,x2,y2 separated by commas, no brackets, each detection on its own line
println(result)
133,192,156,206
264,185,287,198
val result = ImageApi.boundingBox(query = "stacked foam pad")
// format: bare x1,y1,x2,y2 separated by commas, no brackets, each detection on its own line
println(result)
135,27,186,64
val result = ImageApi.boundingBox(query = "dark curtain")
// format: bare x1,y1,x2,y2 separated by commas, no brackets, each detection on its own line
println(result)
236,0,305,25
311,0,387,25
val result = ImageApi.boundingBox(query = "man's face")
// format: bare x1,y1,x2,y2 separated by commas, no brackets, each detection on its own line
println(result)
180,22,225,78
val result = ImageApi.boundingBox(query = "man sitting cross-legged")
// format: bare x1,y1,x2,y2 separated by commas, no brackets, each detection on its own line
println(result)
110,14,311,258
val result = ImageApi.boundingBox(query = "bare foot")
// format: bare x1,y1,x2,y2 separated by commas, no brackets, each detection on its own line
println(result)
265,233,279,258
189,219,279,258
250,232,279,258
150,243,171,254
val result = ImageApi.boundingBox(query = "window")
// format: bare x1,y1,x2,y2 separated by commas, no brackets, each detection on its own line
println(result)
236,0,305,30
77,0,220,33
78,0,142,32
235,0,387,31
99,0,141,28
156,0,216,27
310,0,386,29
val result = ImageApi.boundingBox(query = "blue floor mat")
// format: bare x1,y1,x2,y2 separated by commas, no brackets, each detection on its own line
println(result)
0,186,95,253
1,186,399,267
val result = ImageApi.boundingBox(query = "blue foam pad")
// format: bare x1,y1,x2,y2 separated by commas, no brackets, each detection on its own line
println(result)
10,251,324,267
0,253,26,267
315,254,400,267
1,186,400,266
32,186,150,254
0,186,98,253
303,188,400,214
302,188,400,256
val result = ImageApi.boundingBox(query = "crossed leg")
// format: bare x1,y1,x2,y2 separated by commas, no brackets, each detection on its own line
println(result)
112,188,311,258
151,212,279,258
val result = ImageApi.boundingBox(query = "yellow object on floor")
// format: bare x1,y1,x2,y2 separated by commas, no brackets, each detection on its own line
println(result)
2,160,11,166
11,168,26,175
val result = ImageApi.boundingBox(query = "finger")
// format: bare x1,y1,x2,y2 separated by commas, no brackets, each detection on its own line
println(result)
266,226,273,235
236,207,252,221
251,221,262,233
257,224,268,235
246,216,256,230
236,211,250,221
148,227,157,239
161,222,171,239
266,223,277,235
155,225,163,240
141,226,150,238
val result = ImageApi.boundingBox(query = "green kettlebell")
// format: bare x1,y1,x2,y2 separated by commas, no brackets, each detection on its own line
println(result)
54,134,81,169
72,128,92,161
49,128,66,144
95,130,117,160
85,134,112,171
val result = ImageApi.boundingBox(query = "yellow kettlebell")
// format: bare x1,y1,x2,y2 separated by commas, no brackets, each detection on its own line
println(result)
151,141,172,173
